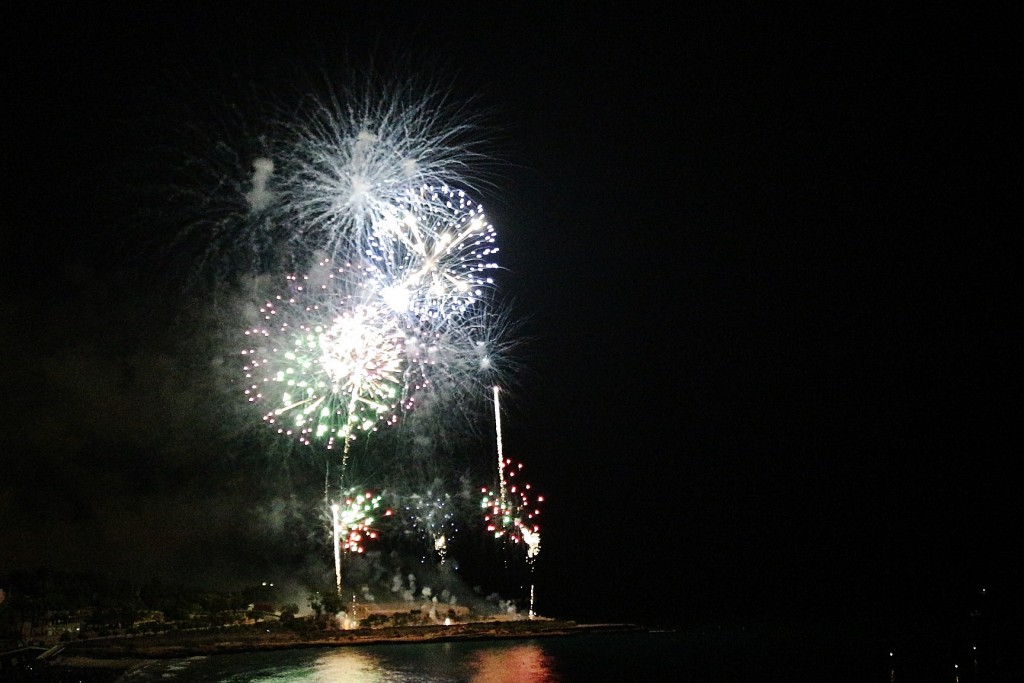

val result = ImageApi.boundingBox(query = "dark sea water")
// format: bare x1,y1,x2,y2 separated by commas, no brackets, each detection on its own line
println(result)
27,617,1024,683
116,631,701,682
107,625,927,683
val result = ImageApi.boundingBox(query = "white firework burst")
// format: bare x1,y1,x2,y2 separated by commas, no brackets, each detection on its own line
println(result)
367,184,500,326
278,76,495,261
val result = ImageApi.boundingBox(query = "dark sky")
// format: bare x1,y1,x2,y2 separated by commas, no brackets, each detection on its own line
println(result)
3,5,1019,626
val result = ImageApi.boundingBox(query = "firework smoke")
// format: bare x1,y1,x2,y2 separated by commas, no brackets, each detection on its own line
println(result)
151,64,543,608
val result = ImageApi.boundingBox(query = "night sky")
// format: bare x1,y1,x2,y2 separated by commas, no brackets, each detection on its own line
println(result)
3,5,1019,628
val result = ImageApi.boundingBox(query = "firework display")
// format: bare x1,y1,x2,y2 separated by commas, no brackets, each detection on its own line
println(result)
367,185,499,323
480,458,542,561
279,77,493,261
391,488,463,564
332,490,386,554
242,262,409,450
181,73,546,605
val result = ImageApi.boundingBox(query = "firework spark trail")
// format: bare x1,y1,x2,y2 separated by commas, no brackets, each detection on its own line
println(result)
493,386,508,509
331,503,341,595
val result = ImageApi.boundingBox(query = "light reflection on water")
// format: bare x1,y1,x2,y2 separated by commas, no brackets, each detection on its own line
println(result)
312,648,388,682
117,623,1017,681
123,639,558,682
469,643,555,683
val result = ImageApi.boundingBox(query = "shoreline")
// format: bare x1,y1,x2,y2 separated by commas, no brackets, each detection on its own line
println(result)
38,618,646,676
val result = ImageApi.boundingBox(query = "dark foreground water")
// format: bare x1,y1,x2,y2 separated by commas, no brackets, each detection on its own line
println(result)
106,623,1015,683
117,630,743,682
18,619,1024,682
